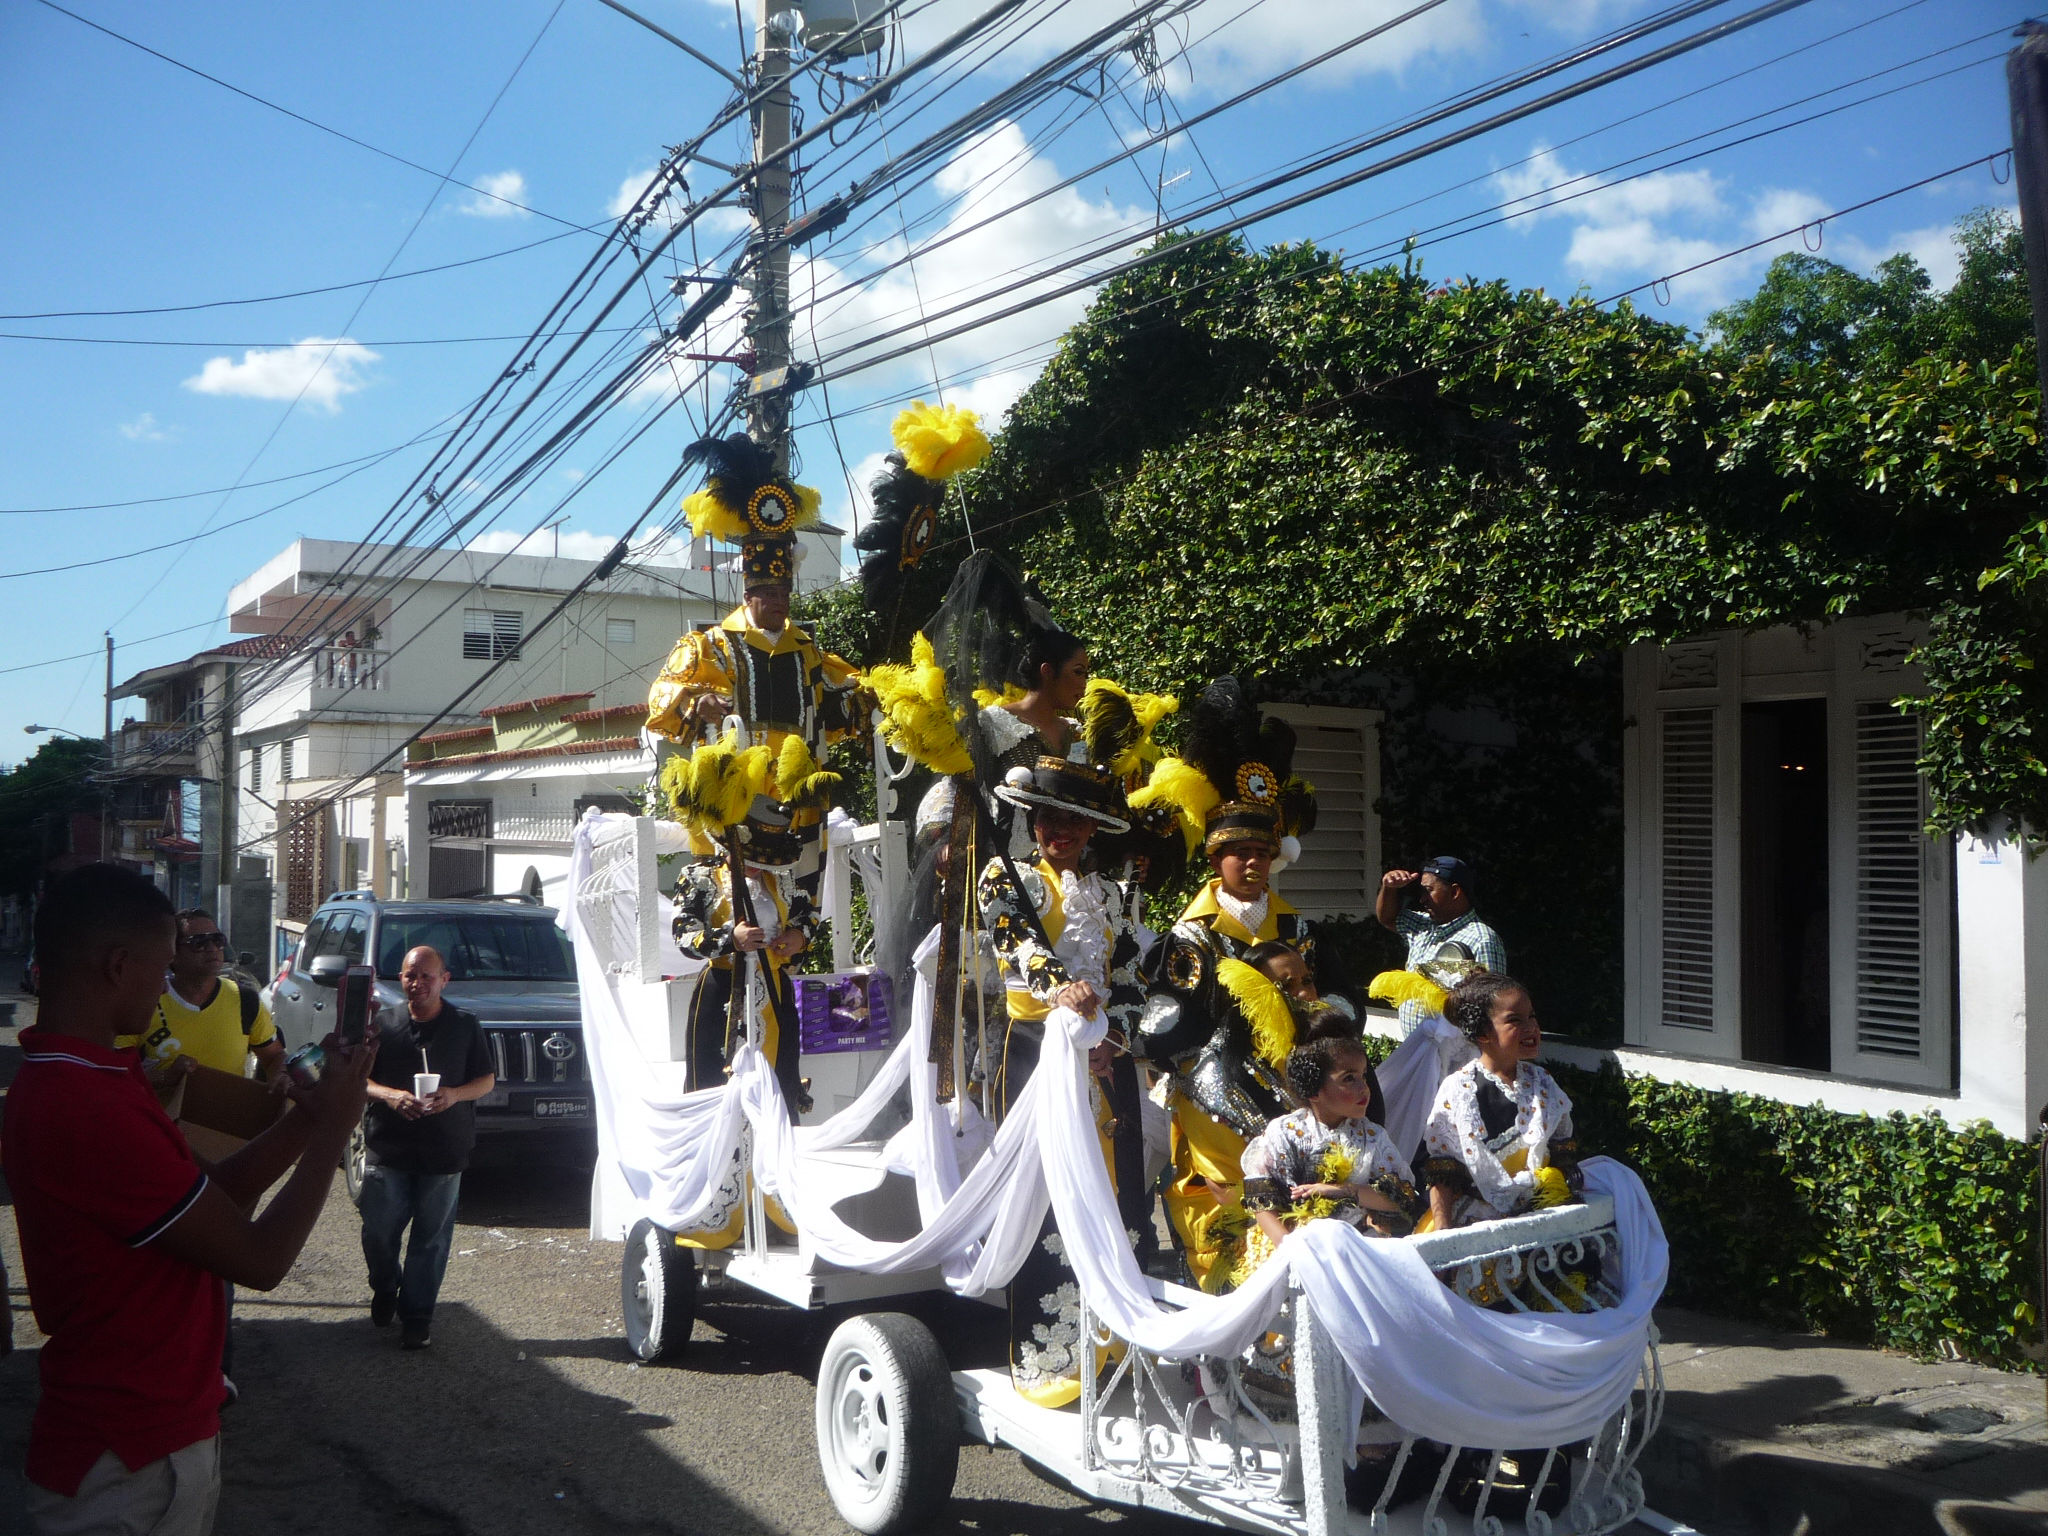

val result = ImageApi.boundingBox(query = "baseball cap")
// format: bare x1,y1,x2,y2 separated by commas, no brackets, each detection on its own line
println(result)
1419,855,1474,891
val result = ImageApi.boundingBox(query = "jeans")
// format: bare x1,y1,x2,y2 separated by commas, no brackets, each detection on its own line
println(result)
358,1166,463,1324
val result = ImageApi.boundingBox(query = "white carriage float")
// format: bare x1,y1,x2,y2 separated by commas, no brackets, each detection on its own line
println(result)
566,746,1668,1536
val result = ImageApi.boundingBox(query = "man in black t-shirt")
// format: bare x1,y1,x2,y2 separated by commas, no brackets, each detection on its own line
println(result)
358,946,495,1350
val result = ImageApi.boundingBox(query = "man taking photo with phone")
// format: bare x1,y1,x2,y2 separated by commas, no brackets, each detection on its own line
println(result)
5,864,376,1536
358,945,494,1352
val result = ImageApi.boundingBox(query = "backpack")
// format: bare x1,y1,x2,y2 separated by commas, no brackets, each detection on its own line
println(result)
230,977,261,1035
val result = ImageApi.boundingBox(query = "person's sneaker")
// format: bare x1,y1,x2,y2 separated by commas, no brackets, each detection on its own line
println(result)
400,1318,431,1351
370,1292,397,1328
220,1374,240,1408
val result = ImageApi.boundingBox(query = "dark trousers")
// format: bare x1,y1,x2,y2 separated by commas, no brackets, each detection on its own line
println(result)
359,1166,463,1324
685,962,802,1121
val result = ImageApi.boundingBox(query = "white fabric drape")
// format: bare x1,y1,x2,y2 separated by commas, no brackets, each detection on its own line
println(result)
570,817,1667,1451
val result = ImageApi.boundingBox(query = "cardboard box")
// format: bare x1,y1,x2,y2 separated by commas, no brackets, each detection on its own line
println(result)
167,1064,286,1157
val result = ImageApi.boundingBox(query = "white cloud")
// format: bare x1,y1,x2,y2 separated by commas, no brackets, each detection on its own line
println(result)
1184,0,1487,92
457,170,530,218
181,338,380,413
607,167,751,243
118,411,172,442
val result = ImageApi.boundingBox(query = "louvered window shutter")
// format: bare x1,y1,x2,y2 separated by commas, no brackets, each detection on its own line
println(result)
1656,708,1718,1033
1850,702,1928,1061
1260,704,1380,922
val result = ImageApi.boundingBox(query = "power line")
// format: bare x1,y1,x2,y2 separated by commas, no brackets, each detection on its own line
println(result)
26,0,597,231
0,326,645,351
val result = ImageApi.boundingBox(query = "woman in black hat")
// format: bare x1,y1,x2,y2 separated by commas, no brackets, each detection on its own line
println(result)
975,748,1149,1409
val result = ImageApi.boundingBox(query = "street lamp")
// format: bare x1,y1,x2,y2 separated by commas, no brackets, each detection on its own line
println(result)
24,724,90,740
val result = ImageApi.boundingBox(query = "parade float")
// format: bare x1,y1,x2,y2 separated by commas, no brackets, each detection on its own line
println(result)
569,413,1667,1535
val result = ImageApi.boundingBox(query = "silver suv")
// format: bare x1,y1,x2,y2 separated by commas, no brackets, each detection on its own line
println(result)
267,892,592,1199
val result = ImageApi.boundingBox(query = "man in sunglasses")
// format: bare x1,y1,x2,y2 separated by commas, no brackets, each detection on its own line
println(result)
120,909,284,1087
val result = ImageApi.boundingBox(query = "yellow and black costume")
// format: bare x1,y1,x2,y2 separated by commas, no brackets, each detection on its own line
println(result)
645,432,864,768
976,750,1150,1408
1129,676,1318,1291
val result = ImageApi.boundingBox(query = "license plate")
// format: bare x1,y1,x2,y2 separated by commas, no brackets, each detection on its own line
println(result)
533,1098,591,1120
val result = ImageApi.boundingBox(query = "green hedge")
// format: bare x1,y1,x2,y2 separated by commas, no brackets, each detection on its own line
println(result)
1555,1063,2042,1370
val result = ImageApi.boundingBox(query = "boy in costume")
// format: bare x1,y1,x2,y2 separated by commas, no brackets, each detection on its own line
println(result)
1129,676,1316,1291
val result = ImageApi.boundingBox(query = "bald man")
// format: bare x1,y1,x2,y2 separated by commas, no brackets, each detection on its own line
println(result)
358,946,495,1350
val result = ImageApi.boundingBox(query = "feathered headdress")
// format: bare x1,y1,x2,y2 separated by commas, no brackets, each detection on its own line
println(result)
681,432,822,588
1128,675,1316,857
855,402,990,614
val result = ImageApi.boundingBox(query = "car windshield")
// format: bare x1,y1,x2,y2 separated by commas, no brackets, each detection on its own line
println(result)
373,911,576,982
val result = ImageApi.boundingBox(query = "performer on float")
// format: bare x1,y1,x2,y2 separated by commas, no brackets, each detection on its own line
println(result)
1128,675,1316,1291
1419,971,1582,1231
645,432,864,883
1236,1030,1424,1282
663,730,839,1122
975,747,1149,1408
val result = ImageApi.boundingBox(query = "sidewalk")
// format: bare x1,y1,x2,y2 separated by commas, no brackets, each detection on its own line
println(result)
1638,1306,2048,1536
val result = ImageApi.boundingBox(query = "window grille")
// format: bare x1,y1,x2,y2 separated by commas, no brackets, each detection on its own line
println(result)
280,739,294,783
605,617,636,648
248,747,262,794
1259,705,1379,922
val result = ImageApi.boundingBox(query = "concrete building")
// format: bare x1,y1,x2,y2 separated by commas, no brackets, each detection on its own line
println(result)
107,528,842,967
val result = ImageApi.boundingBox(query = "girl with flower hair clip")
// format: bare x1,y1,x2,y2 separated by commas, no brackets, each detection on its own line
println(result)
1233,1030,1424,1287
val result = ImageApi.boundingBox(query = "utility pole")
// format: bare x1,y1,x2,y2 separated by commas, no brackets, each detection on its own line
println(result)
2003,17,2048,1412
100,632,113,860
747,0,795,468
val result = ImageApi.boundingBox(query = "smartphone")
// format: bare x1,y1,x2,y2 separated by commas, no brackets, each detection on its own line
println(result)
337,963,376,1045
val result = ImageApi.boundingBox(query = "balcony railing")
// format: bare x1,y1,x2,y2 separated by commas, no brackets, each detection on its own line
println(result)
112,720,202,772
311,644,387,692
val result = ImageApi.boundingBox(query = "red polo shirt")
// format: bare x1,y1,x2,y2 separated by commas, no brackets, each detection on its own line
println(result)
3,1026,225,1495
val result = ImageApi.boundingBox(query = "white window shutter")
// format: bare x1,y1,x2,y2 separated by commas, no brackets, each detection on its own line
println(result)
1656,707,1718,1033
1850,703,1930,1059
1260,704,1381,923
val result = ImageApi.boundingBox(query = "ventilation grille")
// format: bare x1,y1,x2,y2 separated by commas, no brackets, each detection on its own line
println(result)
1659,709,1716,1031
1854,703,1925,1058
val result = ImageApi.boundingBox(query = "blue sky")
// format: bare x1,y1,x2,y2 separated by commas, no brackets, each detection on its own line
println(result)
0,0,2022,751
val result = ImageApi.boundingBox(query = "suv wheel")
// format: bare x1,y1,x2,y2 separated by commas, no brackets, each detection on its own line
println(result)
343,1120,368,1206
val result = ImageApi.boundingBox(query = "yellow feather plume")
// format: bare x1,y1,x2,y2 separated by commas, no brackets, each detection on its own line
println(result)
1317,1144,1356,1185
1367,969,1450,1017
682,487,751,543
1217,957,1295,1070
892,400,991,482
866,633,973,776
1532,1165,1573,1210
1128,756,1221,855
663,732,773,840
795,483,823,524
1080,679,1179,779
773,734,841,808
971,683,1027,710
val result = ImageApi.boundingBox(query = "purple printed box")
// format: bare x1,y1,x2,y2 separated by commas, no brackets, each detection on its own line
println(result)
796,969,895,1055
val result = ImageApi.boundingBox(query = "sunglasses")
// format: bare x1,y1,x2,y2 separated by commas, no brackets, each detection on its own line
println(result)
179,932,228,950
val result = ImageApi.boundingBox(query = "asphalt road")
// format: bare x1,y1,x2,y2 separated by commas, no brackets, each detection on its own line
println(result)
0,975,1173,1536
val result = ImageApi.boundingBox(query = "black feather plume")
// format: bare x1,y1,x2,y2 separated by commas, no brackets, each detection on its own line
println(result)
1183,675,1263,796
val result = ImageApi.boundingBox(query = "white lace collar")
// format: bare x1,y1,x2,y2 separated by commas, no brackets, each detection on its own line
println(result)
1216,887,1269,936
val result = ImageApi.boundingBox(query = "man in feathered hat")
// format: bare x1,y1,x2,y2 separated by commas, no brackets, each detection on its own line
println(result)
1127,676,1318,1291
646,434,865,880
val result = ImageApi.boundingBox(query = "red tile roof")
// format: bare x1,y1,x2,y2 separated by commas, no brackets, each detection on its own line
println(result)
405,735,641,770
415,725,494,746
213,635,295,659
562,702,647,725
478,692,594,718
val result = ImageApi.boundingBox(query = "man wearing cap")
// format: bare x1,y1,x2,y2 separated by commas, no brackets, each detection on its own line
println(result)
1376,856,1507,1024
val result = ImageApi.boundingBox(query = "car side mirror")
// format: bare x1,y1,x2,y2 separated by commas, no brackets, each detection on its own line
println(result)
309,954,348,988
